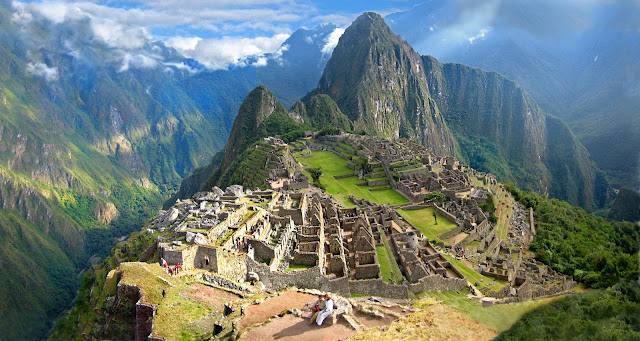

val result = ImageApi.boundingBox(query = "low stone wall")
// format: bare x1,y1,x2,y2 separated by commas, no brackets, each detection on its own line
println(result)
348,279,408,299
202,273,254,295
369,186,392,191
433,204,457,224
246,257,351,296
367,178,390,186
401,203,430,210
407,274,467,294
438,226,463,240
334,174,356,179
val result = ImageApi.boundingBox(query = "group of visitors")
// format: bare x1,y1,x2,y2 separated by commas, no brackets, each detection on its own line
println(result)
160,258,182,276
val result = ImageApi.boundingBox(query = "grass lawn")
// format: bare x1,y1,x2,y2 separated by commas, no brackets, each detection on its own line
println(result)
295,151,407,207
493,186,515,241
285,263,312,273
376,245,403,284
398,207,457,243
376,226,404,284
418,289,561,333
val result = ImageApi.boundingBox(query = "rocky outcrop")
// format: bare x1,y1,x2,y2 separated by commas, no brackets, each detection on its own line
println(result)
95,202,119,225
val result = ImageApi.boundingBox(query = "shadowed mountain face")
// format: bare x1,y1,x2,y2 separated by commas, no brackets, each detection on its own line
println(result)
386,0,640,190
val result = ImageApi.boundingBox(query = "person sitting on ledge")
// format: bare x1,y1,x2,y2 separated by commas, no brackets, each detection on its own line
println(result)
303,294,325,325
316,294,334,326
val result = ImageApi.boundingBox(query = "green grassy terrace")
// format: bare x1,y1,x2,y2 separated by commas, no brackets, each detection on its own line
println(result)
294,150,407,207
398,207,457,245
419,289,561,333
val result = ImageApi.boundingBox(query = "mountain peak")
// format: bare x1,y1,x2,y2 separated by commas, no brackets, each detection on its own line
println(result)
219,85,287,173
312,11,455,156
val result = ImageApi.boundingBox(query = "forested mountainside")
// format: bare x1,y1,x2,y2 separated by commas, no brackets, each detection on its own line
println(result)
386,0,640,191
179,13,609,213
0,1,335,338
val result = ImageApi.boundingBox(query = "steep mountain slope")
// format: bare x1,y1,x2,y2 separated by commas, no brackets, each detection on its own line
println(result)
291,94,353,132
608,188,640,222
311,12,607,209
386,0,640,190
174,12,608,211
422,57,609,208
197,86,306,192
309,13,456,156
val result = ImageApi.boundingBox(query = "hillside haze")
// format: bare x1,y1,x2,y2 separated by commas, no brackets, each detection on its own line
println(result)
386,0,640,190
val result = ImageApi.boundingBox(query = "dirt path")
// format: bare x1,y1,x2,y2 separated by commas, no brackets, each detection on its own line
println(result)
241,314,356,341
237,291,317,332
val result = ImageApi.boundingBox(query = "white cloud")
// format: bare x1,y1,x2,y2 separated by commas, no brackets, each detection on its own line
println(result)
26,62,59,81
269,43,289,66
175,33,290,69
467,27,490,44
165,36,202,52
253,56,268,67
10,0,352,71
304,36,313,44
91,19,149,50
119,53,158,72
321,27,345,55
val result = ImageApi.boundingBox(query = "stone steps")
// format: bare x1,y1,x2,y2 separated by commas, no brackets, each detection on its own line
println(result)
342,314,365,332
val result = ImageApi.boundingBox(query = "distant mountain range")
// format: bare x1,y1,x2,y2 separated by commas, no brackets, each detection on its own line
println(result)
386,0,640,191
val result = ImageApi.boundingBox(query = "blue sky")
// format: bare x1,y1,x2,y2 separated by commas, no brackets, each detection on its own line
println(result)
13,0,425,68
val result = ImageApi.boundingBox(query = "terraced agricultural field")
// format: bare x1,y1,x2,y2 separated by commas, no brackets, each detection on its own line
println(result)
294,150,407,207
398,207,457,244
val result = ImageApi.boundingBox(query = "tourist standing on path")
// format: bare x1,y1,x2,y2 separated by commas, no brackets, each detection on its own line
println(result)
316,294,334,326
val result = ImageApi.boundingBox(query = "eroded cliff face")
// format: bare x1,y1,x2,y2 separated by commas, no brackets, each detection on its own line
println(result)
314,12,456,156
423,56,609,209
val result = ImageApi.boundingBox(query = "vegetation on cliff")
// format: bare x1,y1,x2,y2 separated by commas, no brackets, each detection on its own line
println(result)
608,187,640,222
497,282,640,340
505,183,639,288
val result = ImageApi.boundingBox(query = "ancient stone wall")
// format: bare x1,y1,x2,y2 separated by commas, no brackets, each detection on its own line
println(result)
216,249,247,282
202,273,254,294
433,204,458,224
348,279,409,299
136,303,155,341
116,283,154,341
355,264,380,279
248,239,274,263
194,245,218,272
438,226,463,240
246,257,351,296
